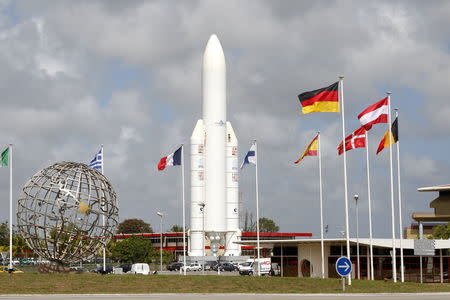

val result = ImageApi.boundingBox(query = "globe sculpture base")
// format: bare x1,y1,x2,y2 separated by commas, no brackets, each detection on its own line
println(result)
38,262,83,274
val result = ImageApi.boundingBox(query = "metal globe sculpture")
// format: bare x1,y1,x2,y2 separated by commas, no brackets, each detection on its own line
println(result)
16,162,119,264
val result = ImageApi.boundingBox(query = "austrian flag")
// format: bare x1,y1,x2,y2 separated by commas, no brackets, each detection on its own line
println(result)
158,146,182,171
358,97,388,130
338,127,366,155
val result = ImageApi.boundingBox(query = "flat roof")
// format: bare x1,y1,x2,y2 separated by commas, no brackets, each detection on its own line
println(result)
242,232,312,237
236,238,450,250
418,184,450,192
114,232,312,238
412,213,450,222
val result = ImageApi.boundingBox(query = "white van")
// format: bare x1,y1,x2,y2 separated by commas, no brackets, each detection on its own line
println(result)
130,263,150,275
239,258,271,276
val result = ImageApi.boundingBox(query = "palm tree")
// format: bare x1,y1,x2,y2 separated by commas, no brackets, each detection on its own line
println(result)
13,235,30,258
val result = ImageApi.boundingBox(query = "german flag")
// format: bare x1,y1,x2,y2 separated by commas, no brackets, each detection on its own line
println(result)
376,117,398,154
298,82,339,114
295,135,318,164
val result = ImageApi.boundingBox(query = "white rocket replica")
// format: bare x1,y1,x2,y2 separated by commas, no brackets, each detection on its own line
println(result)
189,34,241,257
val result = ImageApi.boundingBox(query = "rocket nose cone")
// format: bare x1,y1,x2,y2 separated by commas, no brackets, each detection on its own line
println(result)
207,34,220,47
203,34,225,72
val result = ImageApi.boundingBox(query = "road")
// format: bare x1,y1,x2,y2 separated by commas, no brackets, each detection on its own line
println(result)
1,294,450,300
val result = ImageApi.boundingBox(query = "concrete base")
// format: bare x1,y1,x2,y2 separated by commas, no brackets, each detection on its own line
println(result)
38,263,82,274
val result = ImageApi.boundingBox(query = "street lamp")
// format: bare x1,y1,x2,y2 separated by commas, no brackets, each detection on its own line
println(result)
354,194,360,280
340,231,345,256
198,202,205,275
157,212,163,272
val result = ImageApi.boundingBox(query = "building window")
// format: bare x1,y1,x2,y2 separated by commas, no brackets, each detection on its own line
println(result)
273,246,298,256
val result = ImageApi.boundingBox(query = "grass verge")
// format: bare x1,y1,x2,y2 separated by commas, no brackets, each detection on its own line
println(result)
0,273,449,294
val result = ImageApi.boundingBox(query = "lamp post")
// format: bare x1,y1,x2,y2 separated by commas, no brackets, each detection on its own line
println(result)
340,231,345,256
354,194,360,280
157,212,163,272
198,202,205,275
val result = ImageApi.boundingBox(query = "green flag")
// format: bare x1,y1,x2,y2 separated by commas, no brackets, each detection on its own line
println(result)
1,147,9,167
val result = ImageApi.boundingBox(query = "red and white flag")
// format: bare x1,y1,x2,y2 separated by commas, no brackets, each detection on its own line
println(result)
358,97,388,130
338,127,366,155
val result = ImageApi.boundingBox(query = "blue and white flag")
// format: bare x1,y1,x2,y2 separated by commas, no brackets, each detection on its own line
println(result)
240,143,256,169
88,148,103,170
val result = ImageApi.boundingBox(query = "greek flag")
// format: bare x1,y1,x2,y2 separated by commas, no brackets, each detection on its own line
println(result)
88,148,103,170
240,143,256,169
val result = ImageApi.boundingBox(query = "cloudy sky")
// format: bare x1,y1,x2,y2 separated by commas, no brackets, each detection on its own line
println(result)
1,0,450,239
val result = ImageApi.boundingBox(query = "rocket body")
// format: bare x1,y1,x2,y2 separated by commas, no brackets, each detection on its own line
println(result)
189,35,240,257
202,35,227,233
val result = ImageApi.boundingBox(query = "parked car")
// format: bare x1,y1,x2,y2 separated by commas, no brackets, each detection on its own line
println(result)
204,261,218,271
113,263,132,273
0,266,23,274
212,262,238,272
181,263,202,272
130,263,150,275
92,265,113,274
167,262,183,271
20,259,31,265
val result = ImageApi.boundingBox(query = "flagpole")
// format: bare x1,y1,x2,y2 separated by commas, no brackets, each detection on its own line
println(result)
101,144,106,272
387,92,397,283
254,140,261,276
394,109,404,282
339,75,351,285
8,144,12,271
318,132,325,279
365,131,374,280
181,144,187,276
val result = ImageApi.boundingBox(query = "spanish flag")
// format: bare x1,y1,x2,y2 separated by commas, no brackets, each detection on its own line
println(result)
295,135,318,164
298,82,339,114
376,117,398,154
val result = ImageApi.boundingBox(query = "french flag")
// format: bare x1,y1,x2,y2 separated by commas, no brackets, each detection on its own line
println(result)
158,146,182,171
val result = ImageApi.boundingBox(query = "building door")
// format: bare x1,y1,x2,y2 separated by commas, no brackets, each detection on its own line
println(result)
301,259,311,277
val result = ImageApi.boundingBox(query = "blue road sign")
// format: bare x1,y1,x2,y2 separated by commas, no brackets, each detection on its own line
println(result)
336,256,352,277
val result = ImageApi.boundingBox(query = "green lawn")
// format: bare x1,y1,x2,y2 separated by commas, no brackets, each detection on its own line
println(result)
0,273,449,294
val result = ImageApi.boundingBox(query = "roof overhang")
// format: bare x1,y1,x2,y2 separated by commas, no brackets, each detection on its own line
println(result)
412,213,450,222
418,185,450,192
236,238,450,250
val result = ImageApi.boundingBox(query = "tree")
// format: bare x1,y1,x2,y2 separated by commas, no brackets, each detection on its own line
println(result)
148,248,173,265
243,211,256,232
117,219,153,234
105,238,117,258
433,222,450,239
170,225,183,232
0,223,31,258
0,222,8,246
111,236,153,263
12,235,30,258
259,217,279,233
242,212,279,233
